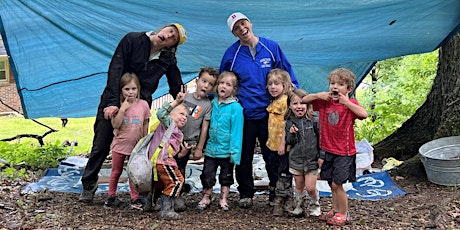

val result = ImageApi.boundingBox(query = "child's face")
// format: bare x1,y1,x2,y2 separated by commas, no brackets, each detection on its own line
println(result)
329,76,351,101
170,105,188,128
195,73,216,99
121,79,138,102
289,94,307,118
267,76,284,98
217,76,235,99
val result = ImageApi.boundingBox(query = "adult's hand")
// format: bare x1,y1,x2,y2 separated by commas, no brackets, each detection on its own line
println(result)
103,106,119,120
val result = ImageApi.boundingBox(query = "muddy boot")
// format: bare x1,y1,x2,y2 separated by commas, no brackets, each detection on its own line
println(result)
153,197,161,211
308,194,321,217
289,192,304,217
283,196,293,213
268,186,276,206
174,196,186,212
142,194,153,212
272,197,285,216
159,194,181,220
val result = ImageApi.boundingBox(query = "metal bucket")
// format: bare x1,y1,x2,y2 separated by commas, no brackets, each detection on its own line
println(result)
419,136,460,186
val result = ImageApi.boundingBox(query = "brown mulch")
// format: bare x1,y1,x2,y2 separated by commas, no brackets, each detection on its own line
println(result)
1,172,459,230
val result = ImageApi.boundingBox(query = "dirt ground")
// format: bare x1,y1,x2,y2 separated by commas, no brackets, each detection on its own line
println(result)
1,170,459,230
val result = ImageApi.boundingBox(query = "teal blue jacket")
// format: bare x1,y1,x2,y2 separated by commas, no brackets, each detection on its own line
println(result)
205,96,244,165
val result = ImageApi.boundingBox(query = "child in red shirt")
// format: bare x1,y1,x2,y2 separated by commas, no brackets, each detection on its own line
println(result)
301,68,367,226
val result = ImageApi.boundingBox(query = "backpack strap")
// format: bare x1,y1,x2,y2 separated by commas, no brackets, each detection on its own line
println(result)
151,123,176,181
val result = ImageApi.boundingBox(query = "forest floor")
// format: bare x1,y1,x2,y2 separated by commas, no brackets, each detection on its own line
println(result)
1,168,459,230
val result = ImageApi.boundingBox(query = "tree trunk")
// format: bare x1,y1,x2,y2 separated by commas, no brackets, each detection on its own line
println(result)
373,31,460,175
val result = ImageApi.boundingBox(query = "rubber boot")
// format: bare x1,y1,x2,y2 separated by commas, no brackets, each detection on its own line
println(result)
283,196,293,212
141,193,153,212
268,186,276,206
174,196,186,212
308,194,321,217
272,197,285,216
159,194,181,220
153,197,161,211
289,192,304,216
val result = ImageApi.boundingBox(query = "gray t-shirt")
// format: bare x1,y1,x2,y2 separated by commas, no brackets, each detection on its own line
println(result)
180,93,212,143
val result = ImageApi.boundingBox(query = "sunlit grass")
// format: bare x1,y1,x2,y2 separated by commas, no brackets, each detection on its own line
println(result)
0,115,95,154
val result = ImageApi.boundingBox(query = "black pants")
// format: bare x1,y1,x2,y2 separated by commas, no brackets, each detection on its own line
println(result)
235,117,278,199
200,156,235,189
274,152,292,198
81,116,114,190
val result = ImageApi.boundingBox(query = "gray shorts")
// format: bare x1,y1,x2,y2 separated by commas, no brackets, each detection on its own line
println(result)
320,152,356,184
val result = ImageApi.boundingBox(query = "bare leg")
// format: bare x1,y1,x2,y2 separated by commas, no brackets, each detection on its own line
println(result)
220,186,230,211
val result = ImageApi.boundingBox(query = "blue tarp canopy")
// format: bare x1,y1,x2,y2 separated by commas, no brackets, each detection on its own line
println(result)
1,0,459,119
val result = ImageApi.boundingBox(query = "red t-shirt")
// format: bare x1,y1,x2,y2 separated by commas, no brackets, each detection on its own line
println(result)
312,98,360,156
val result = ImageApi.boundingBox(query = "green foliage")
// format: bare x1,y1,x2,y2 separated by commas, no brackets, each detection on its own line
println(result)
0,116,95,180
0,141,68,169
355,51,438,143
0,141,70,180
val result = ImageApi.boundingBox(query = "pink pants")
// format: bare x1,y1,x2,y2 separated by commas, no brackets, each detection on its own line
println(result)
108,151,138,200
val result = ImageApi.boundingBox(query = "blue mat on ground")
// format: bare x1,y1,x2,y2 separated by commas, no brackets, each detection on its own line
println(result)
22,163,405,201
316,171,406,200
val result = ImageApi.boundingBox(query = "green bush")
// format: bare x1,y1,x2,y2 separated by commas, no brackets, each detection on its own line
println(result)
0,141,70,179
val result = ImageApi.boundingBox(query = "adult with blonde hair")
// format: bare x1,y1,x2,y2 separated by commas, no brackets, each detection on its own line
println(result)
79,23,187,203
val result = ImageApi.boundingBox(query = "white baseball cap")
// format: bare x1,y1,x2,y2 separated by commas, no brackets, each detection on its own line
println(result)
227,12,250,32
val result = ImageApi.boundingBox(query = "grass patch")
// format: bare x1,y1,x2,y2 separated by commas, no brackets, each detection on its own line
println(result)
0,115,95,155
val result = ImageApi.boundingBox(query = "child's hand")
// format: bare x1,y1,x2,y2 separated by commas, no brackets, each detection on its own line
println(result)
178,141,192,158
289,124,298,134
119,97,132,112
337,92,351,105
318,158,324,168
175,85,187,103
193,148,203,160
317,92,330,100
277,145,285,156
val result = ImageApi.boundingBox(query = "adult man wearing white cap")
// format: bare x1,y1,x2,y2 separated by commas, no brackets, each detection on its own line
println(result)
220,12,299,208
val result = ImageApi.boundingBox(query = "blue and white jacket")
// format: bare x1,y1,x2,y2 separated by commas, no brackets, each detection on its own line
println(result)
219,37,299,120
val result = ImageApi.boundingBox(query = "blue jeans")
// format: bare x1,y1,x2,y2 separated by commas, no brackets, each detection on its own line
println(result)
235,117,278,199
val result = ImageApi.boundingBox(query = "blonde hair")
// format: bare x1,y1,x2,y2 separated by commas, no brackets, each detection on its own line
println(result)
119,72,141,102
216,71,239,96
327,68,356,91
285,88,315,120
266,68,293,98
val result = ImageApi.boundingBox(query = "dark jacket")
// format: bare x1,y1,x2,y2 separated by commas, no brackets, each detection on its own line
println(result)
98,32,183,118
285,116,320,172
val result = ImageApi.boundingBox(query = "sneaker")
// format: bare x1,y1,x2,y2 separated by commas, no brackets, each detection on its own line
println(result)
309,204,321,217
238,198,253,209
104,196,121,208
78,186,97,203
130,198,144,210
326,212,350,226
318,210,335,221
308,197,321,217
